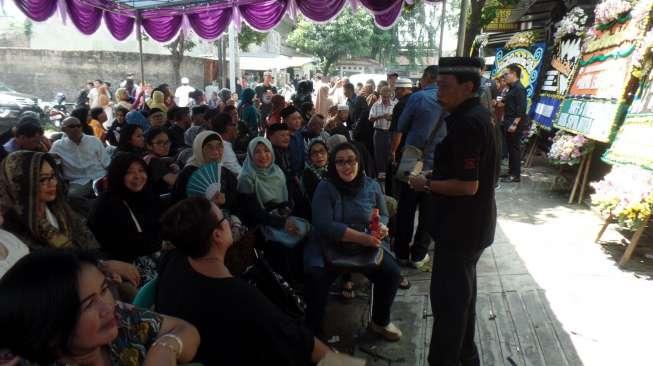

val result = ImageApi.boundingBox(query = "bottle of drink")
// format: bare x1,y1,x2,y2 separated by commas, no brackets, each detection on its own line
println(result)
370,208,380,236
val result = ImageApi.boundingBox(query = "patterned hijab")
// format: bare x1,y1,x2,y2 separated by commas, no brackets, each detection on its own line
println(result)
237,137,288,207
0,152,75,249
306,138,329,179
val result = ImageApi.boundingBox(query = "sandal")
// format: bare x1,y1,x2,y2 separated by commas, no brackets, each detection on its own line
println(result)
341,281,356,300
399,276,411,290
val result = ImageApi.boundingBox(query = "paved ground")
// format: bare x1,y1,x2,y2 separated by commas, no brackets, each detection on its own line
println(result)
323,158,653,365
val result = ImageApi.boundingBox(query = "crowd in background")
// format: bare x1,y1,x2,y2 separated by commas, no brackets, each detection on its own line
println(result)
0,57,516,365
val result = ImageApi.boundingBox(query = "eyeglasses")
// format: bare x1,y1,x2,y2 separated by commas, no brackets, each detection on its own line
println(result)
39,174,57,185
335,158,358,167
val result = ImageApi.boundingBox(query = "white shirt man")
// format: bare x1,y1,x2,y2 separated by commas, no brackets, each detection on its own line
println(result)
175,77,196,107
50,117,110,189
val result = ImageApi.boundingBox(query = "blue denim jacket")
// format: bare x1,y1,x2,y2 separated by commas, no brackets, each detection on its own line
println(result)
305,177,390,268
397,84,446,170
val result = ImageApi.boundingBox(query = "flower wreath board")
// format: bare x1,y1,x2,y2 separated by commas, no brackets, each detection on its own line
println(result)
554,0,653,143
603,57,653,170
492,32,546,105
532,7,587,130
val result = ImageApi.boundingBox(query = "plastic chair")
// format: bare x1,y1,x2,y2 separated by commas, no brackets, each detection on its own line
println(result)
132,276,158,309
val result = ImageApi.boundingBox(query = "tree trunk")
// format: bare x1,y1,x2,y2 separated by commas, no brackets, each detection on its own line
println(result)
323,59,334,76
464,0,486,56
169,33,186,88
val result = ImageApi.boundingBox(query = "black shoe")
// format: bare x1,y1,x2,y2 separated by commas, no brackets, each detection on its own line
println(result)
499,173,510,179
501,176,521,183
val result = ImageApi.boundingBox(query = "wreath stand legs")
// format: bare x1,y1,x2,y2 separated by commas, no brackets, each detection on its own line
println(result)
568,150,593,205
594,214,649,267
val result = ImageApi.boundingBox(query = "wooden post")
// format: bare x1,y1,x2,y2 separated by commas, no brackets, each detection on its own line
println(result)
618,220,649,267
595,214,613,242
525,142,537,169
568,154,587,204
577,150,593,205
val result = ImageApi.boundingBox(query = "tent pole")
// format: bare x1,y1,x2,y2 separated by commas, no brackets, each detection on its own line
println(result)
136,11,145,88
437,0,446,63
228,24,236,92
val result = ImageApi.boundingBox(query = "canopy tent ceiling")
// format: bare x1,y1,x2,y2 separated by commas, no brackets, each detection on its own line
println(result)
12,0,440,43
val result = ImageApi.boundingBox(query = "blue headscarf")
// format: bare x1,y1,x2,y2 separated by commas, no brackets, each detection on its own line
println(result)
126,111,150,133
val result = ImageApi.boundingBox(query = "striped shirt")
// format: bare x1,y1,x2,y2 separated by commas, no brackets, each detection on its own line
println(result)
369,99,397,130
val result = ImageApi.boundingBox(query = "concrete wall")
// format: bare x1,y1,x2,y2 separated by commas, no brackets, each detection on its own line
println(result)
0,48,207,100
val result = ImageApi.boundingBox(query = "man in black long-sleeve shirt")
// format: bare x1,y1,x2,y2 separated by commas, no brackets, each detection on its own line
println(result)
499,64,527,182
344,82,373,155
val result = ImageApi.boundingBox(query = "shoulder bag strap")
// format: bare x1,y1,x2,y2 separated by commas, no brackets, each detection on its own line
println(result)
422,115,446,155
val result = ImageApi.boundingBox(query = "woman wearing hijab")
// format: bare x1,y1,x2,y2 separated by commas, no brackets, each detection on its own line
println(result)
172,131,237,208
302,139,329,202
238,88,260,139
88,153,162,282
126,110,151,134
115,124,145,157
238,137,303,282
0,151,140,287
315,85,332,118
304,142,402,340
147,90,169,114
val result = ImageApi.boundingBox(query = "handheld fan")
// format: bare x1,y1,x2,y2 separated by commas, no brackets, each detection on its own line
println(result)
186,162,221,199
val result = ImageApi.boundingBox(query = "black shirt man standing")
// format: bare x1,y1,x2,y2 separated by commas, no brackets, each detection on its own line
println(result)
409,57,497,366
500,63,527,182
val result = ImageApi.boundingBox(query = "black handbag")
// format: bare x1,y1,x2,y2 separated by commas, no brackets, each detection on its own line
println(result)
323,193,384,272
241,250,306,319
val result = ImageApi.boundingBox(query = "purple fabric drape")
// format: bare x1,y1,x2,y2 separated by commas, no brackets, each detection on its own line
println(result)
141,11,183,42
295,0,347,23
104,11,134,40
187,5,232,40
239,0,288,31
15,0,58,21
13,0,411,41
65,0,102,34
360,0,403,14
372,0,403,28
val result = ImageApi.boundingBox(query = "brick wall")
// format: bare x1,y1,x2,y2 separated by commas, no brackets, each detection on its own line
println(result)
0,48,207,101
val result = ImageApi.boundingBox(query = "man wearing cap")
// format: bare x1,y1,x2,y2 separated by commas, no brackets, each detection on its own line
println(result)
408,57,497,366
174,77,195,108
393,65,444,270
388,77,414,194
326,105,350,138
256,71,278,122
50,116,111,201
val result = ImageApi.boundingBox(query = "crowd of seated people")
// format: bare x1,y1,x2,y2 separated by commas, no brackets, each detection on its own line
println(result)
0,75,417,365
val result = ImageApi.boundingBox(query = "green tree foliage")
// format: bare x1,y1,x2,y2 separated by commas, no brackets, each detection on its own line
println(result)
287,10,376,75
238,24,268,51
287,1,460,73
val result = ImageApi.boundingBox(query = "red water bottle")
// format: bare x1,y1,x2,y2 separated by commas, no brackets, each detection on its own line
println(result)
370,208,380,236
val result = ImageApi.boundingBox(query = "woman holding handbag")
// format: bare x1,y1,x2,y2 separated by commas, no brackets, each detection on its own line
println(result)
304,142,402,341
237,137,308,284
